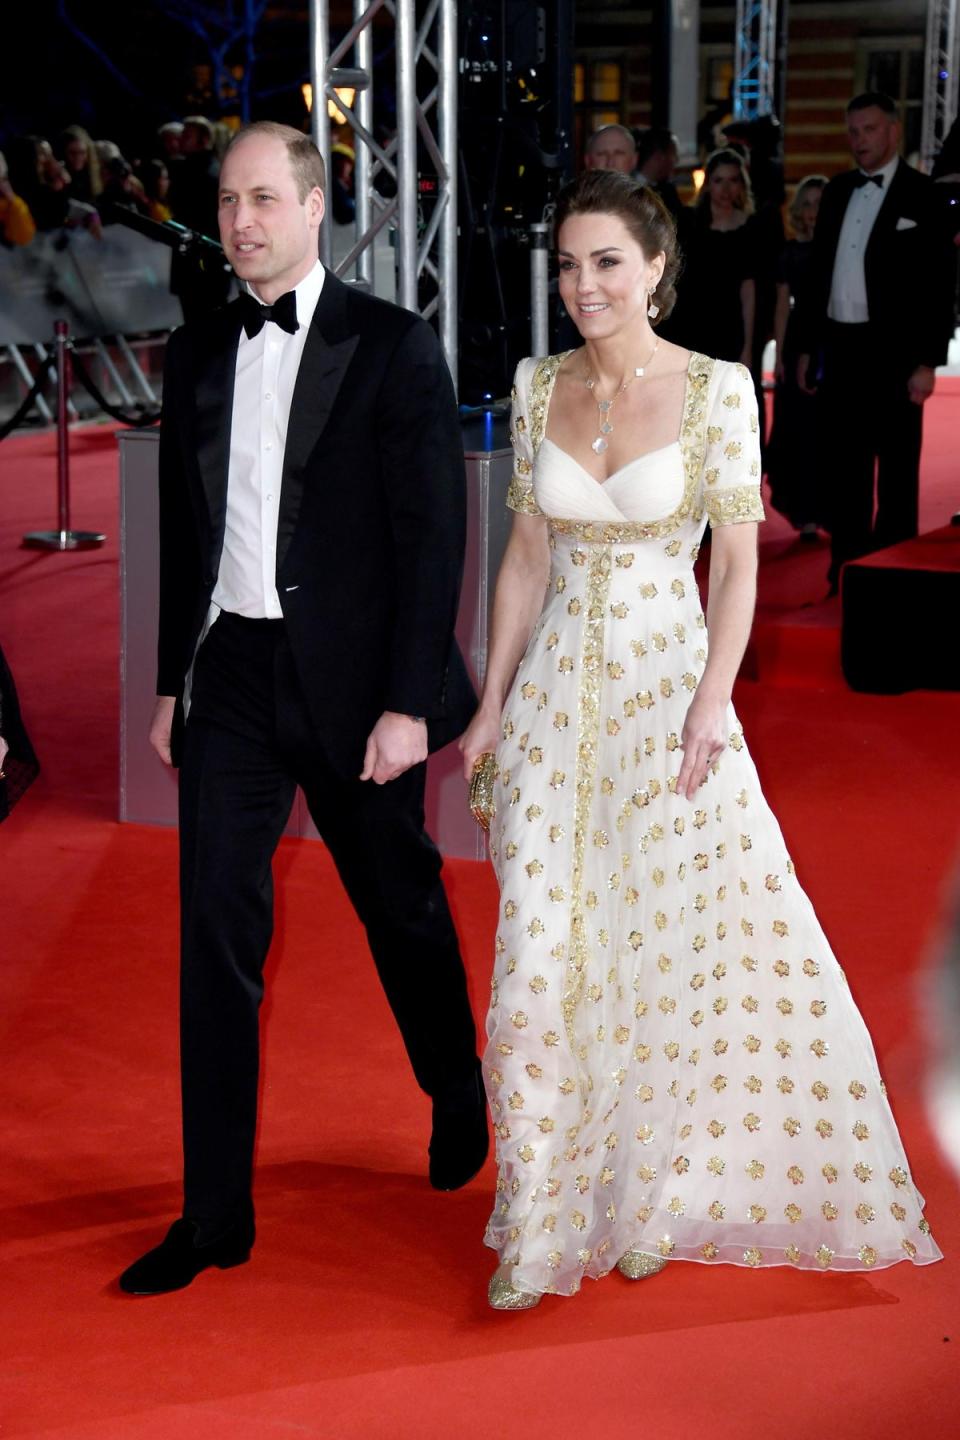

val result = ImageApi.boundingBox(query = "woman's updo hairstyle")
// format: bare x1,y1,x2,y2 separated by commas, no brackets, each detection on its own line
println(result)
552,168,680,326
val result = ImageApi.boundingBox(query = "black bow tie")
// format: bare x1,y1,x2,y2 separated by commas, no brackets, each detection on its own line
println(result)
853,172,884,190
239,288,299,339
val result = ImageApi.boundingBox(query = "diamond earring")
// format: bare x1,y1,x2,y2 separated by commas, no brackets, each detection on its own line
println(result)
647,285,660,320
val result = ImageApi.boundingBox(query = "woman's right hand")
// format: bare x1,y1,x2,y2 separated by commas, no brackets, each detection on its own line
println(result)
459,706,502,781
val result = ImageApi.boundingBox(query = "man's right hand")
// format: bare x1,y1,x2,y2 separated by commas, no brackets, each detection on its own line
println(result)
149,696,177,766
796,354,817,396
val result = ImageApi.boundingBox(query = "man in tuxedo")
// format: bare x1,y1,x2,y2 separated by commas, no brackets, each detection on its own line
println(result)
795,92,955,593
119,122,485,1295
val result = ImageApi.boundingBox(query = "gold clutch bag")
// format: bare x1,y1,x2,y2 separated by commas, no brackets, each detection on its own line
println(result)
468,752,498,831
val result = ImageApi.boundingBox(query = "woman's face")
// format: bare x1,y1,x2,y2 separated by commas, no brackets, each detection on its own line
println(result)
37,140,67,188
708,163,744,210
797,186,822,236
557,211,663,341
65,138,88,172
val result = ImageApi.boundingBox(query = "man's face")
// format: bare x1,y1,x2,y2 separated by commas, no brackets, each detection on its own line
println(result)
218,134,325,303
644,143,677,184
847,106,899,173
181,125,206,155
586,130,637,174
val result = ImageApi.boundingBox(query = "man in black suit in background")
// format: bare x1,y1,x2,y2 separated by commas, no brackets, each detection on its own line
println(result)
796,92,955,593
119,122,485,1295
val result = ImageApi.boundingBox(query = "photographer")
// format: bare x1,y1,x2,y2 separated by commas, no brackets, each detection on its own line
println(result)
96,141,150,219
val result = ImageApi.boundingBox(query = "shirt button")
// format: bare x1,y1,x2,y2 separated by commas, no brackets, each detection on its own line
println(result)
265,391,273,400
266,493,274,502
265,442,273,451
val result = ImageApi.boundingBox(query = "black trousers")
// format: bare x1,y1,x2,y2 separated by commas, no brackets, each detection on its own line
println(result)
179,612,479,1238
819,321,923,586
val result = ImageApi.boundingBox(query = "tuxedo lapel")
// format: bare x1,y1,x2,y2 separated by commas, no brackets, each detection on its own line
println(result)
865,159,904,258
277,271,359,571
193,305,243,545
827,171,858,246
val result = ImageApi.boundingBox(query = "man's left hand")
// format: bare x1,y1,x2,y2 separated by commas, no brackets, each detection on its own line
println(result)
908,365,936,406
360,711,428,784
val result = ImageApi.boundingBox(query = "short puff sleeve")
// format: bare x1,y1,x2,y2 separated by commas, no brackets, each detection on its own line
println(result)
505,357,543,516
702,361,765,527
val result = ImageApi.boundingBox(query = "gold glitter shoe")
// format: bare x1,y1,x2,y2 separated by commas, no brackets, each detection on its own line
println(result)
616,1248,669,1280
487,1266,542,1311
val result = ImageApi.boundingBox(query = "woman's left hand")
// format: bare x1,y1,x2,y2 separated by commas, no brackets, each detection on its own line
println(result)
677,692,728,800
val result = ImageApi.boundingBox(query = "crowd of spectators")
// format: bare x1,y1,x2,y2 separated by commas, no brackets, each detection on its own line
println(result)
0,114,235,249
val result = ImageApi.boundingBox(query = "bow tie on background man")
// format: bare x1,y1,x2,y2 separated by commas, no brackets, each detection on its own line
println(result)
239,289,299,339
853,172,884,190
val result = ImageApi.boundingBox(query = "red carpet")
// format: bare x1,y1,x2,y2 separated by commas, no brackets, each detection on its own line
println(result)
2,408,960,1439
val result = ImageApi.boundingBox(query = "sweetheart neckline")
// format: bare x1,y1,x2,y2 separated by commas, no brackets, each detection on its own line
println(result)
540,436,682,488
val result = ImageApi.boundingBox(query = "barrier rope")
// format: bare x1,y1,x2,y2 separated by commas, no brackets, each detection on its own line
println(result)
68,348,161,428
0,339,162,441
0,355,57,443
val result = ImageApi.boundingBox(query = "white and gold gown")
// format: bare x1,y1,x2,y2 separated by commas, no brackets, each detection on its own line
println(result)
483,352,941,1297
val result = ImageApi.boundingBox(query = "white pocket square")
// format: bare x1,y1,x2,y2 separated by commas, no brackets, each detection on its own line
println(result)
896,216,918,230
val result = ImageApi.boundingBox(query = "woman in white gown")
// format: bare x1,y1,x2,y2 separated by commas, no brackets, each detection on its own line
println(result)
459,170,941,1309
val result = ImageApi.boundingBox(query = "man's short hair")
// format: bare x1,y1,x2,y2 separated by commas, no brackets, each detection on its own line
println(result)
847,92,898,118
182,115,214,145
636,127,677,167
586,124,637,155
223,120,326,199
158,121,184,137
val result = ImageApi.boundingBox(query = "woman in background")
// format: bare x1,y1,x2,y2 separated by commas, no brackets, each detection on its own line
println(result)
58,126,103,205
767,176,828,537
663,148,756,367
138,159,173,223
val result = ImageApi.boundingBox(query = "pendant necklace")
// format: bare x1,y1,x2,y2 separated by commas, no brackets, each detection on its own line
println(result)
584,338,660,455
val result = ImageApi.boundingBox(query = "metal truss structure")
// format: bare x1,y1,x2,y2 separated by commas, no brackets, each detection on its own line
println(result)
922,0,960,171
732,0,779,121
309,0,458,384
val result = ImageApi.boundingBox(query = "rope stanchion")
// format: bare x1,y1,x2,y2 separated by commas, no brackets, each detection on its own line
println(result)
23,321,106,552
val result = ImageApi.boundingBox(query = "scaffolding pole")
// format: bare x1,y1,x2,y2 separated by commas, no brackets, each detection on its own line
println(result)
308,0,459,386
922,0,960,172
733,0,778,121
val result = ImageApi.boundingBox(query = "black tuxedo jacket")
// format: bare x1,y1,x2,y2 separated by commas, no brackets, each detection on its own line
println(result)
794,159,955,374
157,268,476,775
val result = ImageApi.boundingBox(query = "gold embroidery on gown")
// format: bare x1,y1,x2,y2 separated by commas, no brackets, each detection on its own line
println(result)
483,352,941,1296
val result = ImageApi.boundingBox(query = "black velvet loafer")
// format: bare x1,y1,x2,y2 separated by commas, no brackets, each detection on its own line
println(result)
429,1063,489,1191
118,1217,253,1296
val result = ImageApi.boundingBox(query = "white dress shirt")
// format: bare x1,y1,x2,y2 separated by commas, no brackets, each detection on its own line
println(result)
827,155,900,324
211,259,326,619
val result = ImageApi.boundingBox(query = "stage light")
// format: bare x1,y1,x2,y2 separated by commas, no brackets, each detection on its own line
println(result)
692,167,705,194
300,82,356,124
329,89,356,123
